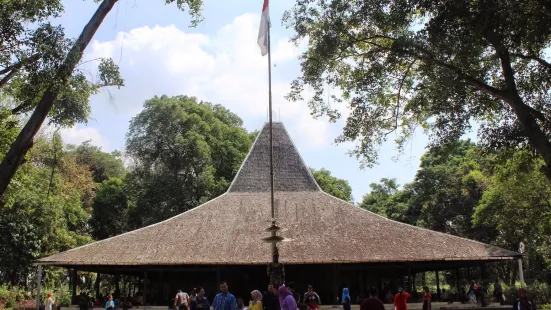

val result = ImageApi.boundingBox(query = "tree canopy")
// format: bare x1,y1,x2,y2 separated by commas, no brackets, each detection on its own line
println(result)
359,140,551,282
125,95,254,227
284,0,551,181
310,167,353,202
0,0,205,199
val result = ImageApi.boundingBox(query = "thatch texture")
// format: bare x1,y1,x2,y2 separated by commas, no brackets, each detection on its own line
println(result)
38,122,519,266
229,122,320,192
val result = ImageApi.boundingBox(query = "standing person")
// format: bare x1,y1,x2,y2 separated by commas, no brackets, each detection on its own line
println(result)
189,289,198,310
175,290,190,310
237,298,247,310
360,287,384,310
303,285,321,310
278,286,297,310
394,288,410,310
105,296,115,310
249,290,263,310
263,284,279,310
422,287,431,310
195,288,210,310
440,289,450,304
46,293,55,310
287,283,301,306
513,288,536,310
210,282,237,310
493,281,504,305
341,288,351,310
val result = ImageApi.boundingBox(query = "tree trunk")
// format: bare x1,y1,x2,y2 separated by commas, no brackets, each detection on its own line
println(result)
0,0,119,199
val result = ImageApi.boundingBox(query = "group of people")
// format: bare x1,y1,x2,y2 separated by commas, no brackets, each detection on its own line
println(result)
170,282,323,310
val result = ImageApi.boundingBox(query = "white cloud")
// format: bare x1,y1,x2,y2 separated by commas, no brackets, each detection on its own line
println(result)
59,125,110,151
83,13,334,149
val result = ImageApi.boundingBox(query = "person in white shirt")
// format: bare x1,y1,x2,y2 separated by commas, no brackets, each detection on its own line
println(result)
46,293,54,310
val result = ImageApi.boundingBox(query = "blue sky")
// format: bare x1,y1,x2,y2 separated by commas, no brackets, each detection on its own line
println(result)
54,0,472,202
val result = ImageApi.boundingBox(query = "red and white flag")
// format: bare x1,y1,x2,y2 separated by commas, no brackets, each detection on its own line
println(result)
257,0,271,56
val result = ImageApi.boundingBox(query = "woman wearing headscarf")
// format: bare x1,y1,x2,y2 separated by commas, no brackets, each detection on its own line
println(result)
279,286,298,310
249,290,263,310
341,288,351,310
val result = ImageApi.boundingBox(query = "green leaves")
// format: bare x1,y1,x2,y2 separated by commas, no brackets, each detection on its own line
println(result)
310,168,354,202
125,95,254,227
285,0,551,169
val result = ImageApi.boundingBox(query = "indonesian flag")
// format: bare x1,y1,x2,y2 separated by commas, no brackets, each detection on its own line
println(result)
257,0,271,56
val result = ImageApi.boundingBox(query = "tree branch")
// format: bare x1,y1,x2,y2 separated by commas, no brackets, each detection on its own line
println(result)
352,34,509,101
0,70,18,88
0,53,40,75
511,53,551,71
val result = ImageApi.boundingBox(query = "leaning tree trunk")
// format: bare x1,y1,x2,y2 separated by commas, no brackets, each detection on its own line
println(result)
0,0,119,198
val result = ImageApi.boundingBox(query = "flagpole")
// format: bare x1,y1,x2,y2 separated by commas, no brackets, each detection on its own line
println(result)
268,25,275,221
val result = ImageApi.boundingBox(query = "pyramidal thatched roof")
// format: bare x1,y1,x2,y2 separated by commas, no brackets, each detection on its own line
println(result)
38,122,519,266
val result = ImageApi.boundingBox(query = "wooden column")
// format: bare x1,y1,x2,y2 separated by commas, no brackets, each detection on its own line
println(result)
36,265,42,310
143,272,148,305
455,269,460,302
435,271,440,300
115,274,121,297
407,268,413,293
332,264,338,305
95,273,101,299
72,269,78,304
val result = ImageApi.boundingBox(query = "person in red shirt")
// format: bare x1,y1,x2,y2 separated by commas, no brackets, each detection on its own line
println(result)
422,287,432,310
394,288,410,310
360,287,385,310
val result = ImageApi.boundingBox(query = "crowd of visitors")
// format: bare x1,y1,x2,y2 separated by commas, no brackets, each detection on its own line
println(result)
43,280,537,310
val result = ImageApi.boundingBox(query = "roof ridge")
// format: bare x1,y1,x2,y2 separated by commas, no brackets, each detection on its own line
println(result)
227,122,321,193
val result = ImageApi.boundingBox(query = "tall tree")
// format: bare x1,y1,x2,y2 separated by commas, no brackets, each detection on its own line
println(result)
90,177,130,240
126,95,253,227
310,167,353,202
284,0,551,181
0,134,95,285
473,150,551,281
67,141,125,183
359,178,418,224
0,0,203,199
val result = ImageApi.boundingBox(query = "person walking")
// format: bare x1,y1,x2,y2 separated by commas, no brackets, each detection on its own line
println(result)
278,286,297,310
174,290,190,310
360,287,384,310
195,288,210,310
249,291,263,310
422,287,431,310
394,288,410,310
341,288,351,310
263,284,279,310
303,285,321,310
210,282,237,310
513,288,536,310
105,296,115,310
46,293,55,310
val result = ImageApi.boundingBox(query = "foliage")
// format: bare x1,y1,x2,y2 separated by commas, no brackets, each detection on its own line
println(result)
90,177,131,240
283,0,551,181
310,168,353,202
359,140,551,283
473,150,551,280
1,0,124,128
359,178,418,225
125,95,254,227
66,141,125,183
0,134,94,285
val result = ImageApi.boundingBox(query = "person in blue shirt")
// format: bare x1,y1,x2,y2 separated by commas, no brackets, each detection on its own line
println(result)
210,282,237,310
106,295,115,310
